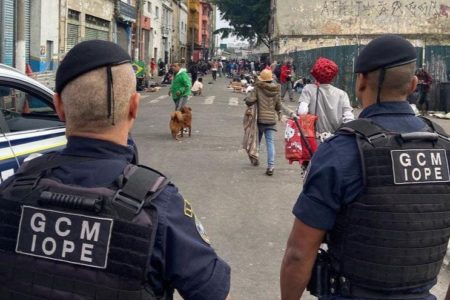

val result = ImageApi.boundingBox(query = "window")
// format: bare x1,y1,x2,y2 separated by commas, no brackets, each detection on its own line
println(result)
147,1,152,14
155,6,159,19
0,85,61,132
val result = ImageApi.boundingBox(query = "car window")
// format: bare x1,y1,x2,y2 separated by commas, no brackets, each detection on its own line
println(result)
0,85,62,132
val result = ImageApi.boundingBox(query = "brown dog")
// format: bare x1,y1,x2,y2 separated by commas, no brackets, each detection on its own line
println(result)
169,106,192,140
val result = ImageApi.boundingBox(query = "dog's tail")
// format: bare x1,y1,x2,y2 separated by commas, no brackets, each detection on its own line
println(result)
171,111,184,122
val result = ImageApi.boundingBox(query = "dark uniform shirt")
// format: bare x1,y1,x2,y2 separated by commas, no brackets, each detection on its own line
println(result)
18,137,231,300
293,101,436,300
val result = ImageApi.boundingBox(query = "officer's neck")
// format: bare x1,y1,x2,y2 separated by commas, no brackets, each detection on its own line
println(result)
66,129,129,146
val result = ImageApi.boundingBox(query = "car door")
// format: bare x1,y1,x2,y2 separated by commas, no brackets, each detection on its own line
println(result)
0,79,66,183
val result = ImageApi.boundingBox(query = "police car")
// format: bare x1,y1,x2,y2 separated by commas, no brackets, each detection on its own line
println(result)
0,64,66,183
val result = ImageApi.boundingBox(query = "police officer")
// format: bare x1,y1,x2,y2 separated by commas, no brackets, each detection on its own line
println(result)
0,40,230,300
280,34,450,300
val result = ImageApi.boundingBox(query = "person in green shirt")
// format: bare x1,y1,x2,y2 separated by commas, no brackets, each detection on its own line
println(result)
169,63,192,111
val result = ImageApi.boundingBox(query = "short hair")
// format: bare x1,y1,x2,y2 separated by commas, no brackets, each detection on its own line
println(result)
366,62,416,96
61,64,136,133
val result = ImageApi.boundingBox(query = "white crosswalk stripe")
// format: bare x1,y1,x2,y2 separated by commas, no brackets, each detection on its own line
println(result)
147,95,168,104
204,96,215,104
229,97,239,106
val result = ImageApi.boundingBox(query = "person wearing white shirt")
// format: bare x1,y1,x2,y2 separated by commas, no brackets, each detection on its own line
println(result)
191,77,203,96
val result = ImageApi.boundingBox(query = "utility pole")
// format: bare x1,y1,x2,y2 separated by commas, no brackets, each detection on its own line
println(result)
191,11,195,63
15,0,26,72
135,0,142,60
269,0,275,63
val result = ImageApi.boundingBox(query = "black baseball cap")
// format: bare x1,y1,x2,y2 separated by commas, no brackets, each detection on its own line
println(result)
354,35,417,73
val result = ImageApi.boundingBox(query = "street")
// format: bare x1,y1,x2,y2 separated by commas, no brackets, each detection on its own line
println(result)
132,75,450,300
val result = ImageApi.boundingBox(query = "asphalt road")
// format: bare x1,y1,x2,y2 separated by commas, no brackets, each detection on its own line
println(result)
132,75,450,299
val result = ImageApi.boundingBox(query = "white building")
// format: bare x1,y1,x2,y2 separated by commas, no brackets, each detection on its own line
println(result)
146,0,163,63
179,2,188,61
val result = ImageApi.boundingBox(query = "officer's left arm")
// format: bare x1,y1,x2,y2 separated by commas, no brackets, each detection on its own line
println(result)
151,188,231,300
280,219,326,300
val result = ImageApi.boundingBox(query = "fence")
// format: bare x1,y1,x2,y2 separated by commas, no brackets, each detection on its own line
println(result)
275,45,449,109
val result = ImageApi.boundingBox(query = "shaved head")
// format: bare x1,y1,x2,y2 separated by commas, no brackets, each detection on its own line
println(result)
60,64,136,134
366,62,417,99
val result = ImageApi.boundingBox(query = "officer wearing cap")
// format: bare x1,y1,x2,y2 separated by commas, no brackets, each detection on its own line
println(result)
280,34,450,299
0,40,230,300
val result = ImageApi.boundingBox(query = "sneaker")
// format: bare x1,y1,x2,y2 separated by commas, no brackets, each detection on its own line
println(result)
266,167,274,176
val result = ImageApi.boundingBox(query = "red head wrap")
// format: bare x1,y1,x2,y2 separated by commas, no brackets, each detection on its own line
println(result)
310,57,339,84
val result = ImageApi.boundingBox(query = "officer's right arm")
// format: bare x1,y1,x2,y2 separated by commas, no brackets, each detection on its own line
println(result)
150,187,231,300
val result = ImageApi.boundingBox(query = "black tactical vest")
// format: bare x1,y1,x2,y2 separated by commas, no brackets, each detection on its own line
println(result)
328,119,450,299
0,153,171,300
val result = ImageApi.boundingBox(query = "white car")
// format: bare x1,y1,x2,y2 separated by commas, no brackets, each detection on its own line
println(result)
0,64,66,183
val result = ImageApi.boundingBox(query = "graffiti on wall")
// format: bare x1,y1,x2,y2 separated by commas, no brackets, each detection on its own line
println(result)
321,0,449,18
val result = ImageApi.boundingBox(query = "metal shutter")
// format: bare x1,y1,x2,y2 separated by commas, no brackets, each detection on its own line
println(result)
85,27,108,41
117,24,128,52
1,0,15,66
24,0,30,64
67,23,79,51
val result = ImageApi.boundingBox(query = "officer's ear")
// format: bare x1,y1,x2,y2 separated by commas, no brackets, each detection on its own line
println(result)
129,92,140,120
409,75,419,95
53,93,66,122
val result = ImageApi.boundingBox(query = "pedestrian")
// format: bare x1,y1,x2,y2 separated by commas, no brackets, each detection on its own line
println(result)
416,67,433,115
211,60,218,81
189,61,198,83
0,40,231,300
158,58,165,76
191,77,203,96
150,57,156,77
218,60,223,77
297,57,354,142
170,62,191,111
245,69,282,176
281,34,450,300
280,61,294,101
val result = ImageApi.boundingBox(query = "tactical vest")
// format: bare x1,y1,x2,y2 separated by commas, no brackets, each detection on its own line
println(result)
328,119,450,299
0,153,171,300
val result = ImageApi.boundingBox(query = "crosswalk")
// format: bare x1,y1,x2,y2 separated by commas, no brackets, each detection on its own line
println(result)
145,95,245,106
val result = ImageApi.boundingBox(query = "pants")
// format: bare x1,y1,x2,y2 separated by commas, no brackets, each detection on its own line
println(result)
418,89,429,112
218,68,222,77
212,70,217,80
191,72,197,84
258,127,275,168
281,82,294,101
175,96,188,111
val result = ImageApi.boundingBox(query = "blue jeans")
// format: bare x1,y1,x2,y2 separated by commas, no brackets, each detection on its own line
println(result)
258,127,275,168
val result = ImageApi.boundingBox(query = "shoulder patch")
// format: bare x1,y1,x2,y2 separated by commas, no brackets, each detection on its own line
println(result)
194,215,211,245
184,199,194,218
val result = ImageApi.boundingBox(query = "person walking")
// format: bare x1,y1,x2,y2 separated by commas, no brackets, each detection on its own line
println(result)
0,40,231,300
150,57,156,77
416,68,433,115
211,60,219,81
297,57,354,142
245,69,282,176
170,62,191,111
189,61,198,84
280,61,294,101
281,34,450,300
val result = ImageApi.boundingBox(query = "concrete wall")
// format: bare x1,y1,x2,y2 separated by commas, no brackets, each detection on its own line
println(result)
276,0,450,37
68,0,114,21
30,0,59,72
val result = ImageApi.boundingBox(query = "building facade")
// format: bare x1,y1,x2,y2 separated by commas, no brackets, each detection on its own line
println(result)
0,0,216,74
271,0,450,106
